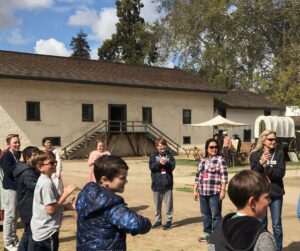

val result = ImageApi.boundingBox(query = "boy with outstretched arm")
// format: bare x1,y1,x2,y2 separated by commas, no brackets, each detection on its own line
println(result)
76,155,151,251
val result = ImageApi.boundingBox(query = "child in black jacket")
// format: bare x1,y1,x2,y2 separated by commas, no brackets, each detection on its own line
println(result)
13,146,40,251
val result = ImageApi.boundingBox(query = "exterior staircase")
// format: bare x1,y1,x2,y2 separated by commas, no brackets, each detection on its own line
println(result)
61,120,180,159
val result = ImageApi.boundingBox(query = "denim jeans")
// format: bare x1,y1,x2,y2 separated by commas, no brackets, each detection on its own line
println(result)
297,195,300,220
262,197,283,251
18,223,36,251
33,232,59,251
200,194,222,236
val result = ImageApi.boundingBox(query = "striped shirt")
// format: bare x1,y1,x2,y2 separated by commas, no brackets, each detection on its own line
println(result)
195,155,228,196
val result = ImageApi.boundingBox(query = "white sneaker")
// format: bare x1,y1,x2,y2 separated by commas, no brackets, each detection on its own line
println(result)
4,243,18,251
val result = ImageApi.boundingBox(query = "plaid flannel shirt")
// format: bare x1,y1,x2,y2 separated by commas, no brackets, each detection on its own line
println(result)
195,155,228,196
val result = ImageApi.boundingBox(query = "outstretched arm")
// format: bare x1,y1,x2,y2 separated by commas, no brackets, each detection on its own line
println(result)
108,203,152,235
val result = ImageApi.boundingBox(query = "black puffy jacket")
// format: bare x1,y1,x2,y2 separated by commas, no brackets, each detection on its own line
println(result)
13,162,40,224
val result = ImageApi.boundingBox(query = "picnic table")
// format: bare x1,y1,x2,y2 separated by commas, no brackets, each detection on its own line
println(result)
183,147,204,160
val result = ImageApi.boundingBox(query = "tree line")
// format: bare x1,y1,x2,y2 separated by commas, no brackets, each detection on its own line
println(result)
69,0,300,106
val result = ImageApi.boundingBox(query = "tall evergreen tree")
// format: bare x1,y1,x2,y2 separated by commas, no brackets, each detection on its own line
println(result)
98,0,158,65
70,29,91,59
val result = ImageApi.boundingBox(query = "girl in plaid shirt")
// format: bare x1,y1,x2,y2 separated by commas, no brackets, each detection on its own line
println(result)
193,138,228,242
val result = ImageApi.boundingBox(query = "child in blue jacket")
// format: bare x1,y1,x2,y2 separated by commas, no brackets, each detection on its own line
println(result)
76,155,151,251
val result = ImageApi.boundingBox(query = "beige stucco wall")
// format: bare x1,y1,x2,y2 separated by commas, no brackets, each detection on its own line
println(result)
0,78,215,153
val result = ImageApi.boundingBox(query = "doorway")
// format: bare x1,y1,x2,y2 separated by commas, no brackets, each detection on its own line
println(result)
108,104,127,131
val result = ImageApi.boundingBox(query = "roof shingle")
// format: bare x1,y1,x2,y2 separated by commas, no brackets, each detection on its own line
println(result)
0,50,225,93
214,89,284,110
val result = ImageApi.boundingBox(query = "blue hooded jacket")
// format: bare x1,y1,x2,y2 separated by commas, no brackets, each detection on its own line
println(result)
76,182,151,251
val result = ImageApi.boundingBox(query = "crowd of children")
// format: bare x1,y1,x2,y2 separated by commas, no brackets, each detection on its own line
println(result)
0,132,298,251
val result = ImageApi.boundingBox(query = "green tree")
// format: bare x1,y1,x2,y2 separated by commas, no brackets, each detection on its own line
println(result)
98,0,158,65
70,29,91,59
157,0,300,104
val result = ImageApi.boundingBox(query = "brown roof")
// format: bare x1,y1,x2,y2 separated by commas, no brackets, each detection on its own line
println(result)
0,50,225,93
214,89,285,110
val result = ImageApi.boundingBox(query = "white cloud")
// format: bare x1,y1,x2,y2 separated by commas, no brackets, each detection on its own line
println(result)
12,0,54,9
0,0,54,30
34,38,71,56
90,46,99,60
68,7,117,41
141,0,160,23
68,7,98,26
7,29,32,45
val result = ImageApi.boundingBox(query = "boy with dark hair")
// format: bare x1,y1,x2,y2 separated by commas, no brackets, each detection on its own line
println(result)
76,155,151,251
208,170,277,251
13,146,40,251
149,138,176,230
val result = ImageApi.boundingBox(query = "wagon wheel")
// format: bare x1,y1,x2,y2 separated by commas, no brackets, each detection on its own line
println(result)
289,138,300,158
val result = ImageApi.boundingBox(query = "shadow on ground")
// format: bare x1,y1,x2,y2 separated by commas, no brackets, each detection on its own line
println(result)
172,216,202,228
129,205,149,213
60,235,76,243
283,242,300,251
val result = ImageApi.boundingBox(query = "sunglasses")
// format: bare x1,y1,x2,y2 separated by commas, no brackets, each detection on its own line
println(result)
208,145,218,149
266,138,276,142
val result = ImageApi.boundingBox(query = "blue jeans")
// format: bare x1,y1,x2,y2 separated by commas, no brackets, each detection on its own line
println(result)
262,197,283,251
200,194,222,236
33,232,59,251
18,223,36,251
297,195,300,220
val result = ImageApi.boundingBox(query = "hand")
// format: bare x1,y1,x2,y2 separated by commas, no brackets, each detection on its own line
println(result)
63,184,77,197
193,191,199,201
64,195,76,211
220,190,226,200
260,151,271,166
56,173,61,179
160,157,167,165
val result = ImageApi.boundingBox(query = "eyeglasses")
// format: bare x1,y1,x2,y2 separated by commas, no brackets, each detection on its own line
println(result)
266,138,276,142
208,146,218,149
43,161,57,166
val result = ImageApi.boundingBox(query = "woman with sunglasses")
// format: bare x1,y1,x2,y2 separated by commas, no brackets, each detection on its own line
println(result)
249,129,285,251
193,138,228,242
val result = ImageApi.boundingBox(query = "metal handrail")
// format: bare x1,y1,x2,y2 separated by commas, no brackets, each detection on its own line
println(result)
62,120,180,157
61,121,106,156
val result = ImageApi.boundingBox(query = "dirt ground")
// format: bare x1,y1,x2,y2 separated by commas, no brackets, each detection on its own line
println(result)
1,158,300,251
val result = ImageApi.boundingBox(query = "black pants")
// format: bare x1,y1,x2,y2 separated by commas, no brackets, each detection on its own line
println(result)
34,232,59,251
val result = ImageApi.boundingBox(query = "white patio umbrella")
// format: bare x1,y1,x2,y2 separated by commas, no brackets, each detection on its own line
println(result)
191,115,250,128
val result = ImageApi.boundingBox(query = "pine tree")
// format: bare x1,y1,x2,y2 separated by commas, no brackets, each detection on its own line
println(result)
70,29,91,59
98,0,158,65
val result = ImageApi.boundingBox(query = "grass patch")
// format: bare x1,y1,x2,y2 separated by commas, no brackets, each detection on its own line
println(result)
286,161,300,166
175,159,198,165
175,185,193,193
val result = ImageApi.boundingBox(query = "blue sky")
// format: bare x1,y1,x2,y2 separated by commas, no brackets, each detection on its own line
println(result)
0,0,160,59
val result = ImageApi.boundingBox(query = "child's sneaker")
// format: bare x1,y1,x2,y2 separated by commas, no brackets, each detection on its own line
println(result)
4,242,18,251
162,221,172,230
198,236,209,242
152,222,162,229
